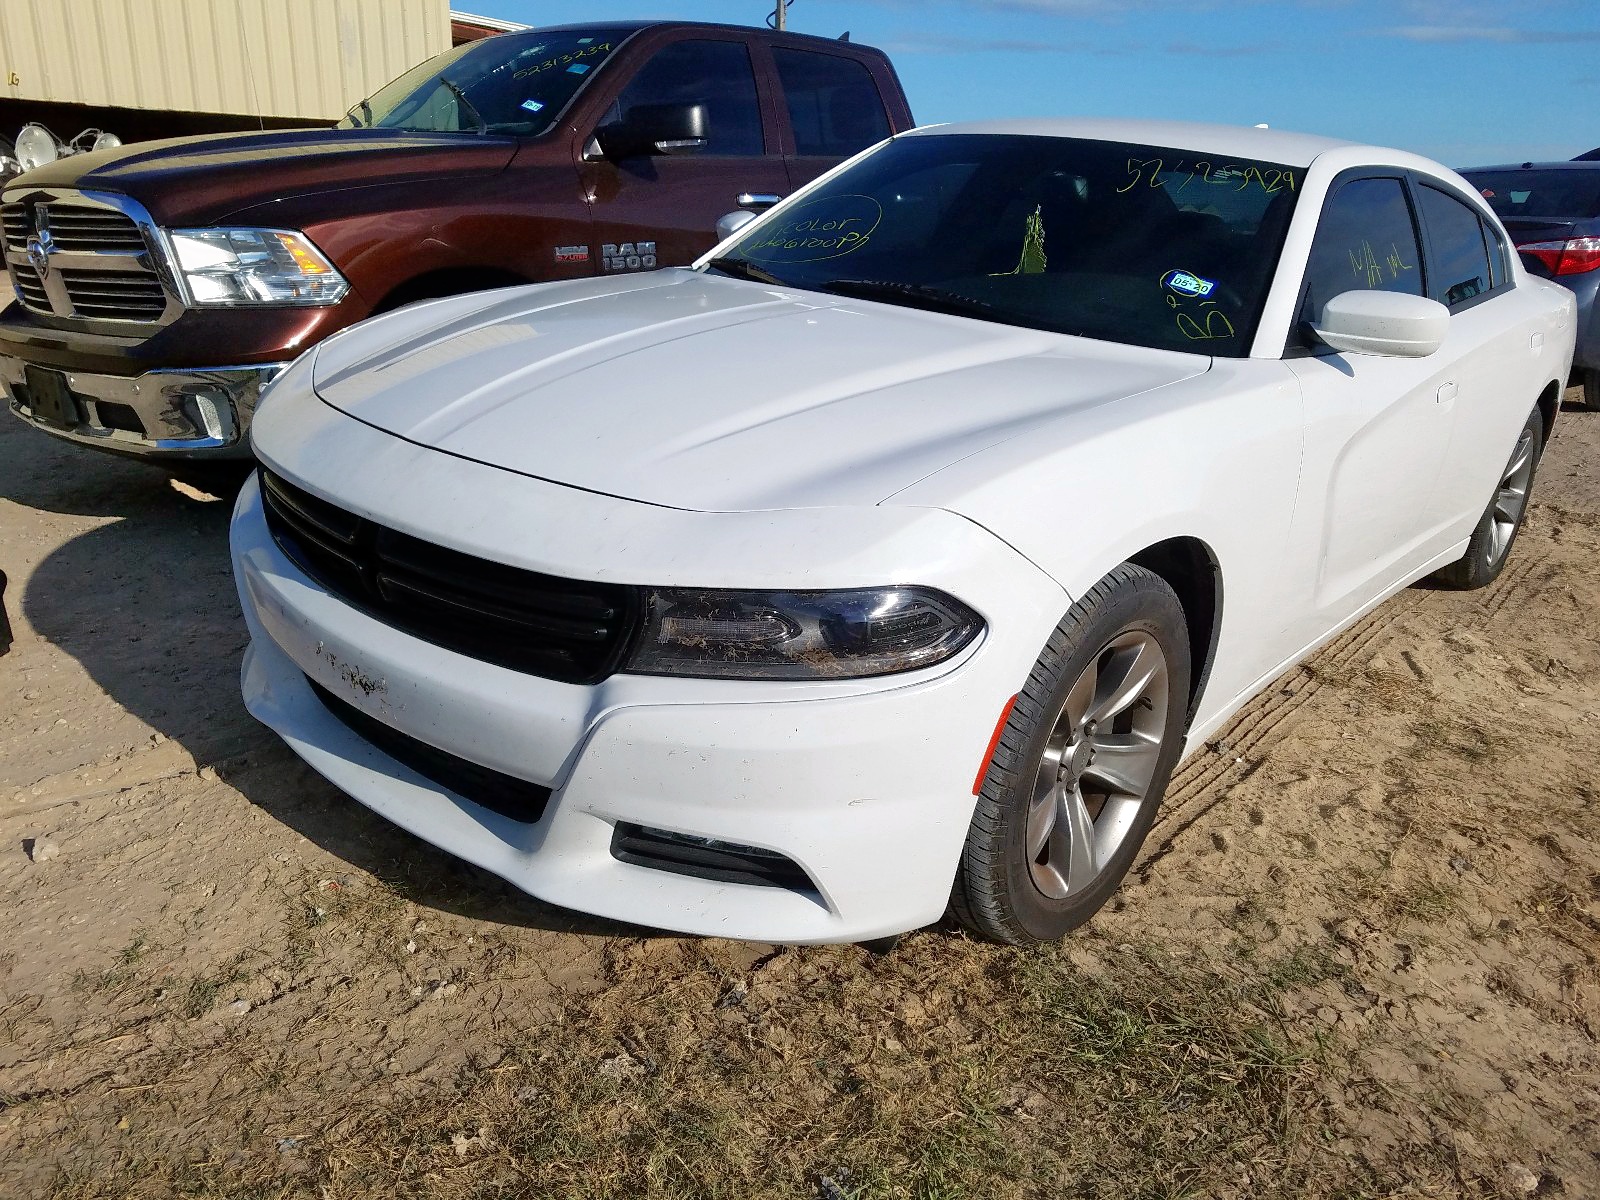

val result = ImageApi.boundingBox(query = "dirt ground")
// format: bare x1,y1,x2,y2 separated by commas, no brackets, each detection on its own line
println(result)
1,390,1597,1199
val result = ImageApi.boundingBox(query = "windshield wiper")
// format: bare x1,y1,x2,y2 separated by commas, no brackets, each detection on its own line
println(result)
819,279,998,321
705,257,786,285
439,78,486,134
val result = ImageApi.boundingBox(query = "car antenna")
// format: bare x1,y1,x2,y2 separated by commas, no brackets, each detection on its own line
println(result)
839,31,851,40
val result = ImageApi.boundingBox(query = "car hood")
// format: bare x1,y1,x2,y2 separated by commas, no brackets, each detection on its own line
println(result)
309,269,1210,512
4,128,517,226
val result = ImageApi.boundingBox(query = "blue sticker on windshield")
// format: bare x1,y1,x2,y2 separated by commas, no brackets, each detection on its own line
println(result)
567,62,590,74
578,37,593,43
1162,269,1216,298
520,99,544,112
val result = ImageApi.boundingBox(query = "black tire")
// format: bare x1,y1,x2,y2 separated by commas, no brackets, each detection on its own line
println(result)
1580,369,1600,413
1431,406,1543,591
951,564,1191,946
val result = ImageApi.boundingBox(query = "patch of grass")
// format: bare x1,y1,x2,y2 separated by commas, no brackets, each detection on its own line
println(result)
69,935,149,996
1408,716,1494,762
111,938,1329,1200
179,951,255,1019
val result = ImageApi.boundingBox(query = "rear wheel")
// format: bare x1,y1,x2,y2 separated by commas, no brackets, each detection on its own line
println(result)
951,565,1191,946
1580,369,1600,413
1432,406,1543,590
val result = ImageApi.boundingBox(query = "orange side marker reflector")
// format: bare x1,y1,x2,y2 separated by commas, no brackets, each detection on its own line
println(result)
973,694,1018,795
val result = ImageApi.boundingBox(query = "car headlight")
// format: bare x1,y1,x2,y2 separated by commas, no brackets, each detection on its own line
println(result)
169,228,349,306
626,586,983,680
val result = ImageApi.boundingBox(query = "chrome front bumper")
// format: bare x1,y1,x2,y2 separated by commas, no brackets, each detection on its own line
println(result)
1,356,288,457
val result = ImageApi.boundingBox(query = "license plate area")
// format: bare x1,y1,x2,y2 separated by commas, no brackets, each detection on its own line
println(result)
23,367,81,431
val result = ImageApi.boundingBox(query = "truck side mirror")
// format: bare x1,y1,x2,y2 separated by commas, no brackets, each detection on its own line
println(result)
596,102,709,159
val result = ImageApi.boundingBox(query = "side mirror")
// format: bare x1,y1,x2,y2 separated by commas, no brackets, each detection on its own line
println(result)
716,209,758,242
1311,290,1449,358
596,102,709,159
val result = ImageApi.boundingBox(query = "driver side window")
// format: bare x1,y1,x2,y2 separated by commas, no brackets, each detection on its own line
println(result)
605,40,764,156
1298,177,1425,335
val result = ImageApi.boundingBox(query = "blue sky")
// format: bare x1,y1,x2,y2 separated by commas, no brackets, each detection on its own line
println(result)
461,0,1598,166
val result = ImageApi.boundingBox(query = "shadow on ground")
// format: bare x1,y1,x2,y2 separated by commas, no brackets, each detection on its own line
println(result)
3,416,651,940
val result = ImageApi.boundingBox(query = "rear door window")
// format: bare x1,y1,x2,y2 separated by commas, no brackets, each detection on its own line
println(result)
1297,176,1424,330
772,49,890,158
1417,184,1496,308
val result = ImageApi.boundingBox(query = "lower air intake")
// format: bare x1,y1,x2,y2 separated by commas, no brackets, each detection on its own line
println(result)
610,822,816,892
308,677,551,825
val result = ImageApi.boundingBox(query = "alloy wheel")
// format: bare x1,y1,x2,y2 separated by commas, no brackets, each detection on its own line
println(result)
1026,630,1171,899
1488,427,1537,566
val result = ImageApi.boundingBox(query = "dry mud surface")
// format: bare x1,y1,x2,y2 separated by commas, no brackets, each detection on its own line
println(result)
0,392,1597,1198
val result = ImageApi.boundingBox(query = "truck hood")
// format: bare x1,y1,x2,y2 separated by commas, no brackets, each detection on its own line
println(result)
6,128,517,226
309,268,1209,512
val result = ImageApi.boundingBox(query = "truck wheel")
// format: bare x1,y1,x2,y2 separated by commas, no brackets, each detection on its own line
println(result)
951,565,1191,946
1432,406,1543,590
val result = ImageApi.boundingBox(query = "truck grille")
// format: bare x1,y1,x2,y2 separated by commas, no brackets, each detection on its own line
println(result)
57,268,167,319
1,195,174,324
0,206,30,251
35,204,147,251
10,263,49,309
260,470,642,685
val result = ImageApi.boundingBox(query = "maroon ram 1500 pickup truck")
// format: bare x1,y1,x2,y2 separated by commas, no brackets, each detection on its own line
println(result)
0,22,913,462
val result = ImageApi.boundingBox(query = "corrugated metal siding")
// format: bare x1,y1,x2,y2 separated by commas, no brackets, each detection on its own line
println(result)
0,0,450,122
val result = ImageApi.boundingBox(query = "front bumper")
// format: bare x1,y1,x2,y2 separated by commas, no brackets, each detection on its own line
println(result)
2,356,287,456
231,462,1067,943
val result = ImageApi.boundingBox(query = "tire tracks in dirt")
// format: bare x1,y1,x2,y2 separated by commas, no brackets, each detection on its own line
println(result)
1138,535,1556,881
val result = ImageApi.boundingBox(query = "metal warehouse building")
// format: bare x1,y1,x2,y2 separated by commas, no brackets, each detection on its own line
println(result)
0,1,519,142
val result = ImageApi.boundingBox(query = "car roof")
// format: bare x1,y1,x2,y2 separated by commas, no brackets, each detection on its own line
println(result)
900,117,1361,168
501,20,886,54
1462,161,1600,173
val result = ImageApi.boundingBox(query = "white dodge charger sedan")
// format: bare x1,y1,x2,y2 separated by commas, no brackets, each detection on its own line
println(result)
231,119,1575,946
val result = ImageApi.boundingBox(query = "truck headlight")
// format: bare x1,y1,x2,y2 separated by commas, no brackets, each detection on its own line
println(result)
626,586,983,680
169,228,349,306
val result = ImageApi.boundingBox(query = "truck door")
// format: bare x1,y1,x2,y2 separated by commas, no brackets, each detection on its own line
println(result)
580,36,789,273
767,46,894,193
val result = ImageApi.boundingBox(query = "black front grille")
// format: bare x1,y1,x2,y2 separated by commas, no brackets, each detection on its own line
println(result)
10,263,49,312
308,678,551,824
58,267,166,319
610,823,817,892
261,470,641,685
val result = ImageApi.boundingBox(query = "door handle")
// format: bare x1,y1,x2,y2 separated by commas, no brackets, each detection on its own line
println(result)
1436,381,1458,405
736,192,784,209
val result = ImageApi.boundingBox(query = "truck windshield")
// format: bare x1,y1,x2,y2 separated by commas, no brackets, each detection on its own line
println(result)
707,134,1302,357
341,28,633,136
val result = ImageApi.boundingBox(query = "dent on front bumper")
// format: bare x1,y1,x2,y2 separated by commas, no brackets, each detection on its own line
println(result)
231,467,1067,944
2,355,287,456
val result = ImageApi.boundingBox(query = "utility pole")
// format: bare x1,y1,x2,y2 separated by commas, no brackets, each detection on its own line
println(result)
774,0,787,31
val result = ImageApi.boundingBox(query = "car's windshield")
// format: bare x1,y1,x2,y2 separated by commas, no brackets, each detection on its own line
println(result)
708,134,1302,356
340,28,633,136
1465,169,1600,221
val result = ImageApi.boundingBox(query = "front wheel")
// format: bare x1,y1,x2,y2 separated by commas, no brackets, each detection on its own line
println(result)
951,565,1191,946
1431,406,1543,590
